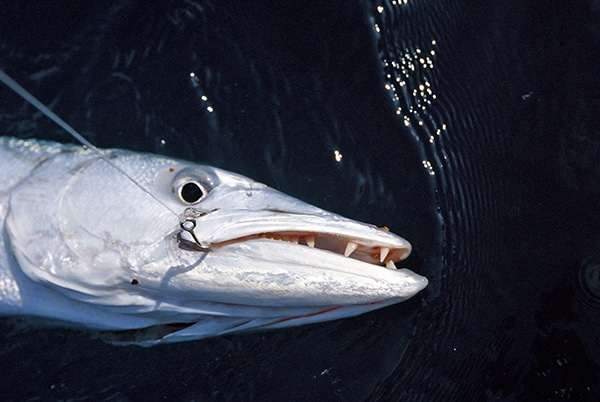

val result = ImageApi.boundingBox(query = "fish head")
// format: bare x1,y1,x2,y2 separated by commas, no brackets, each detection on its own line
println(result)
6,145,427,345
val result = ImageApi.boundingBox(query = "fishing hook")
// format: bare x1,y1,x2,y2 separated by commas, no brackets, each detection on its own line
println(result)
179,218,212,251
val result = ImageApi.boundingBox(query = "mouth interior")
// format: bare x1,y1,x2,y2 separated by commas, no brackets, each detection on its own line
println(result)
209,231,410,269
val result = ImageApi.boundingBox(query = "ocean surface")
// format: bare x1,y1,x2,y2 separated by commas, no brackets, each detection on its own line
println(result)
0,1,599,400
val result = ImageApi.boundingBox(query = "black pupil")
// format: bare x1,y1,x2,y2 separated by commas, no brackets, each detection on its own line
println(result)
181,182,204,203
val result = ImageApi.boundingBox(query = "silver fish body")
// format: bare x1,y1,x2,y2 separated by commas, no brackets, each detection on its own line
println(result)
0,136,427,345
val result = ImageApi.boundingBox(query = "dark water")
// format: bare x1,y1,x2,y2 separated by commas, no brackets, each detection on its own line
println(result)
0,1,599,400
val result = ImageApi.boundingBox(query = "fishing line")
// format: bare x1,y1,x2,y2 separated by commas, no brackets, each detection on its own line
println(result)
0,69,180,218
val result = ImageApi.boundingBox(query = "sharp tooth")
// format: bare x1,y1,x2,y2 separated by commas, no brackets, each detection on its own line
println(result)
379,247,389,263
385,260,397,269
290,236,299,244
344,241,358,257
306,236,315,248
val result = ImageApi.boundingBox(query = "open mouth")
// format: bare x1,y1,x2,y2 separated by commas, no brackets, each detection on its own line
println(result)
180,230,411,269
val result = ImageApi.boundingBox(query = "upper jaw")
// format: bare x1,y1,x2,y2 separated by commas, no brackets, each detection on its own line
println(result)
179,207,412,269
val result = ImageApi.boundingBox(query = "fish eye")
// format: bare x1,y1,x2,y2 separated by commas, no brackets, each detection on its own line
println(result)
177,181,207,204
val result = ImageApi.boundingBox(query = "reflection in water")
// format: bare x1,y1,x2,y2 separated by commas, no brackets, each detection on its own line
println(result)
367,0,600,399
577,257,600,314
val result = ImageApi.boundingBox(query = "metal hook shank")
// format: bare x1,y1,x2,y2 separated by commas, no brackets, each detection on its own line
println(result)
179,219,212,251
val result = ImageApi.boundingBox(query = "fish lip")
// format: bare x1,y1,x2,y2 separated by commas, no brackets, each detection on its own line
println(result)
179,209,412,267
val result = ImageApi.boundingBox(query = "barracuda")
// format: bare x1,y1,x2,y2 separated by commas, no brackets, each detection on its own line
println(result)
0,137,427,345
0,69,427,346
